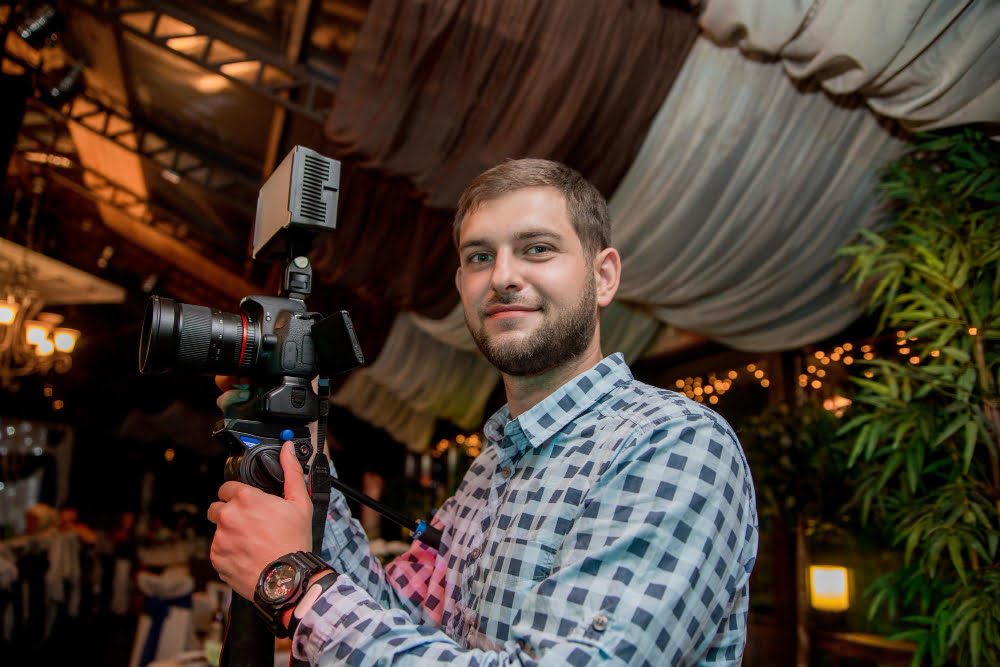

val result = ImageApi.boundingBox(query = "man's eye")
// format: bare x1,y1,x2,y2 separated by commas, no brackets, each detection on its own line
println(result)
468,252,493,264
526,245,550,255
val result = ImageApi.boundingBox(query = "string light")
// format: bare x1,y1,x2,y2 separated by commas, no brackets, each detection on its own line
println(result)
969,327,978,336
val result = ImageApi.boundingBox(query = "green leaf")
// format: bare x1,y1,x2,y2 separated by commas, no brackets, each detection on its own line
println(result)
947,536,966,582
853,377,890,396
934,413,969,447
969,621,981,666
941,346,970,363
963,420,978,474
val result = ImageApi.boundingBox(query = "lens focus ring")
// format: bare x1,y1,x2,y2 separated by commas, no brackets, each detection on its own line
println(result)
176,304,213,370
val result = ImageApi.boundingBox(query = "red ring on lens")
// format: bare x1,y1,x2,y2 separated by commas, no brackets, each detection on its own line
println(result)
237,313,248,368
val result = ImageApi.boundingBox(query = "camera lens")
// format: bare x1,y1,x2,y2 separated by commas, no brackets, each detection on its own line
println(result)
139,296,259,375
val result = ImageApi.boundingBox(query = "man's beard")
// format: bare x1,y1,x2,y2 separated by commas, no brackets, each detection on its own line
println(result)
468,274,597,377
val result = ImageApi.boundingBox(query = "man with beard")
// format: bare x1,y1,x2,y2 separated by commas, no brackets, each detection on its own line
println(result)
208,159,758,665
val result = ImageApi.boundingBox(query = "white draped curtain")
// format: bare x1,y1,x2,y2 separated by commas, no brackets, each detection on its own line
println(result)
698,0,1000,130
610,36,909,351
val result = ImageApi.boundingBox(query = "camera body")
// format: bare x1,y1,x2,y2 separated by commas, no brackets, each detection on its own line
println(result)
243,295,318,378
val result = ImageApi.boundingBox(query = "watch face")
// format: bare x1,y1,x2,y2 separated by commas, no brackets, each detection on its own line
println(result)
261,563,297,603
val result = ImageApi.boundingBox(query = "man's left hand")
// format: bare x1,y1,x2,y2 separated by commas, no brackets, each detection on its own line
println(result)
207,441,313,600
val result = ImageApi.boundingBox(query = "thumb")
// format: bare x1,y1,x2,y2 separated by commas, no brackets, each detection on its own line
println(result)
279,441,309,505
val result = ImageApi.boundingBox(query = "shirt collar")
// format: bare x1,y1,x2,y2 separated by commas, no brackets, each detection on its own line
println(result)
484,353,632,455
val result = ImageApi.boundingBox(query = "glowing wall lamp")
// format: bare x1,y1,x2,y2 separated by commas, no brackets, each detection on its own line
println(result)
809,565,851,612
0,302,17,324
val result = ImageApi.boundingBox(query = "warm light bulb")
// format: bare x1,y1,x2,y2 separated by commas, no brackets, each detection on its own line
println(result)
25,322,48,345
0,303,17,324
36,339,55,356
53,328,79,353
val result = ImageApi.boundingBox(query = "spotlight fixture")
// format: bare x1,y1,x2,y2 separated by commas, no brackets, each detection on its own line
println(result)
39,61,85,107
15,3,64,50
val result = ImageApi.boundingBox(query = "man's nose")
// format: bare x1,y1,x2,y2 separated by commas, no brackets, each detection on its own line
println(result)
490,250,522,293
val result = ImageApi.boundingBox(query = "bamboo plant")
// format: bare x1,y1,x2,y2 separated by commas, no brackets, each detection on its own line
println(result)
838,126,1000,666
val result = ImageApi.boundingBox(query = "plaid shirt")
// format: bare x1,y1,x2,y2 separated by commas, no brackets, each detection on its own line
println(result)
297,353,758,665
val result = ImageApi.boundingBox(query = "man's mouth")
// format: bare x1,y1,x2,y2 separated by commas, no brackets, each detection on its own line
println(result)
485,304,538,319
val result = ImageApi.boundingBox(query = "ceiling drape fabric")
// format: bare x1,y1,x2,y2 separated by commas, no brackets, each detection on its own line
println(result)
698,0,1000,131
310,160,459,319
609,35,911,352
324,0,699,207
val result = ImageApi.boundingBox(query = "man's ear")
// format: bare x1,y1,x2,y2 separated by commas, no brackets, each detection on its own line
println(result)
594,247,621,307
455,265,463,296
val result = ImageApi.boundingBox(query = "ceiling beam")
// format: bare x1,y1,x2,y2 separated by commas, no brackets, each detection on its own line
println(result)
68,0,340,123
45,169,263,302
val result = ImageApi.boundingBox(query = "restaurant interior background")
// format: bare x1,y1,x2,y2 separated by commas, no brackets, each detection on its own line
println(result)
1,0,998,665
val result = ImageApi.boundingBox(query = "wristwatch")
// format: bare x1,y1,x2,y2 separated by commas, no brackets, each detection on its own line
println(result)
253,550,333,637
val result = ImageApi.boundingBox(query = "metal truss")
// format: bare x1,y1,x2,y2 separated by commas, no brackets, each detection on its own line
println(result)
22,92,260,212
16,119,244,259
68,0,340,123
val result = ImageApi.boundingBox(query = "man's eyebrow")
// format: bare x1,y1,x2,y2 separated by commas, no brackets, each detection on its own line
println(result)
459,230,562,252
513,230,561,242
459,238,490,252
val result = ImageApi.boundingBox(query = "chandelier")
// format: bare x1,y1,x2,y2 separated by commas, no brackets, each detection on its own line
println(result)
0,245,81,391
1,174,83,392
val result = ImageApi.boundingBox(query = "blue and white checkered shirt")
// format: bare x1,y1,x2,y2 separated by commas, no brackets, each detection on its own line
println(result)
297,353,758,665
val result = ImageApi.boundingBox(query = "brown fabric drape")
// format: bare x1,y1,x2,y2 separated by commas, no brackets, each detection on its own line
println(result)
310,158,459,319
324,0,699,208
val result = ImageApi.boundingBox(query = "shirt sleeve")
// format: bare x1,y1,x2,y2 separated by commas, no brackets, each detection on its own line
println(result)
296,413,757,666
319,463,447,624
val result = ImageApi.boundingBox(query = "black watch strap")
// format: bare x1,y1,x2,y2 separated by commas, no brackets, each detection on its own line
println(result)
286,570,340,637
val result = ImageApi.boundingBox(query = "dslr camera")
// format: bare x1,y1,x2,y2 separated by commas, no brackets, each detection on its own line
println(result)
138,146,364,495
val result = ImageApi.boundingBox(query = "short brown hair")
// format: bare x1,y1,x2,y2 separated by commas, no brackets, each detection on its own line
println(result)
453,159,611,257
